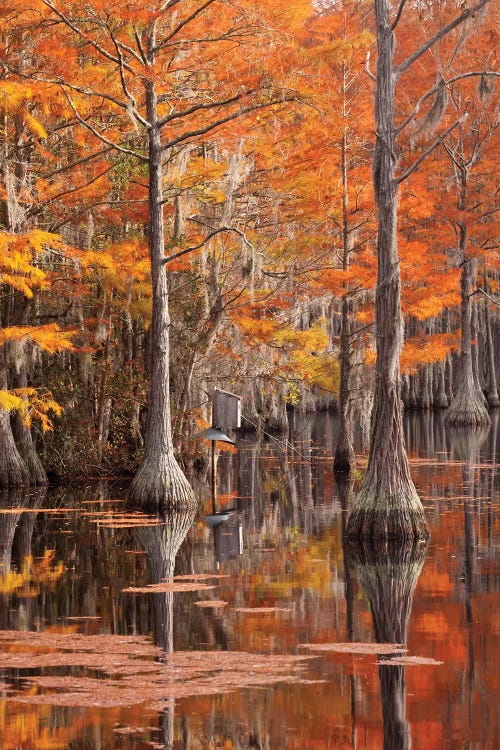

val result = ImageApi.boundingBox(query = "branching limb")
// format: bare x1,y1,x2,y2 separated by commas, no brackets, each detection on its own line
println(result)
396,71,499,134
397,117,464,183
364,51,376,82
152,0,218,53
396,0,490,77
391,0,408,31
49,199,146,232
40,0,135,73
158,91,250,129
161,96,297,151
469,288,500,307
61,87,148,162
41,147,114,179
27,167,113,219
108,26,150,129
162,223,254,266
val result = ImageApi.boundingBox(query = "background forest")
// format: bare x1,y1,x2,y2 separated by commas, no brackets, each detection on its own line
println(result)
0,0,498,486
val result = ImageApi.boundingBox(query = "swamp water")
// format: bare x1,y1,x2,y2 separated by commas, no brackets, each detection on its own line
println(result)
0,411,498,749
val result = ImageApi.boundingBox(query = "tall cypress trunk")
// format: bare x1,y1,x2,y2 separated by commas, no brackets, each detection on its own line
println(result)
347,0,427,540
334,126,355,474
10,344,47,485
483,271,499,407
446,244,490,426
0,342,29,489
128,31,195,510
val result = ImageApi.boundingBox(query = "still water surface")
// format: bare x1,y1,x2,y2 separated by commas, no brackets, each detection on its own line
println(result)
0,411,498,749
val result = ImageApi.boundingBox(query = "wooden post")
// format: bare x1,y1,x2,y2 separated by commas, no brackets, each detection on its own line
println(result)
211,440,217,514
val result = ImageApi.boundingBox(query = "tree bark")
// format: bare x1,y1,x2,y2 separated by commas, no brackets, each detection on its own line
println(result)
434,360,448,408
128,34,195,510
347,0,427,540
446,256,490,426
10,364,48,485
483,271,499,407
334,106,355,474
334,293,355,473
0,342,29,489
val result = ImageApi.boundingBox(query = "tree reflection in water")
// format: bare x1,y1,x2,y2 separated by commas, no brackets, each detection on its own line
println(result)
347,537,427,750
133,503,197,749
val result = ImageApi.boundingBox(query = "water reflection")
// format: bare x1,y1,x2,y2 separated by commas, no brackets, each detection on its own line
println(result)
0,411,498,749
0,488,47,631
347,538,427,750
132,505,197,651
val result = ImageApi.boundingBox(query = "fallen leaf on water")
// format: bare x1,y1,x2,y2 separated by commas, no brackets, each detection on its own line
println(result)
298,642,406,655
172,573,231,581
64,616,101,621
0,630,314,707
235,607,291,614
123,582,217,594
377,655,443,666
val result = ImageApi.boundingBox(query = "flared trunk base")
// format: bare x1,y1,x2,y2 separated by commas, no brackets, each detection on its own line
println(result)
128,451,196,511
347,487,429,542
0,418,29,489
445,387,491,427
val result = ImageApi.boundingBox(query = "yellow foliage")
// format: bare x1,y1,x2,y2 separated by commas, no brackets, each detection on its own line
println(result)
0,550,65,596
0,323,75,353
0,388,63,431
24,111,48,139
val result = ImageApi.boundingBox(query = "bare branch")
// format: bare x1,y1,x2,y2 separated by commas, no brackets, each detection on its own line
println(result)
152,0,218,54
27,167,113,219
162,224,254,266
396,0,490,77
396,71,499,134
391,0,408,30
161,96,296,151
134,28,148,65
11,69,130,113
397,117,465,183
61,87,148,162
158,91,249,128
40,0,135,73
364,50,376,82
469,288,500,307
108,25,151,129
49,199,146,232
41,147,114,179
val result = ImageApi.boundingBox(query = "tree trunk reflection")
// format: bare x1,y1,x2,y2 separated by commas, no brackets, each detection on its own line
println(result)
347,538,427,750
134,505,197,749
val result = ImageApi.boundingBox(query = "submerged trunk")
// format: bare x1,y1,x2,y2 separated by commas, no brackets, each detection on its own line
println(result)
446,257,490,427
128,66,195,509
347,0,427,540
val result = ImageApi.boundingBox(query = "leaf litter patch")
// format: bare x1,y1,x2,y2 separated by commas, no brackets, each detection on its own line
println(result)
377,655,443,666
298,642,406,655
0,630,313,708
123,582,217,594
235,607,291,615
